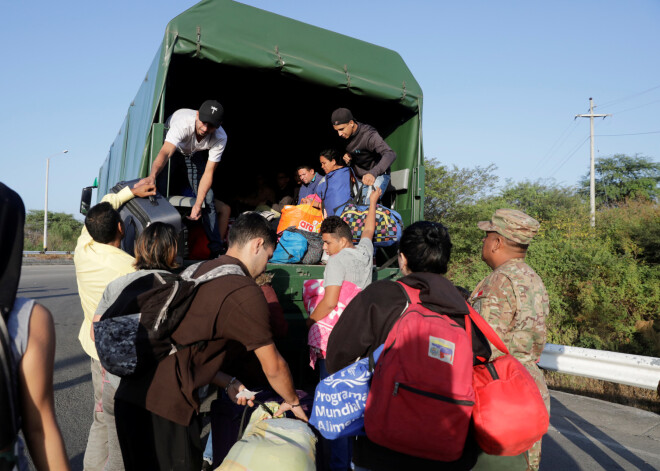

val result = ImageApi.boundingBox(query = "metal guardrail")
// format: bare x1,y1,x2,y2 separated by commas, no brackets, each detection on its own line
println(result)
23,251,73,255
539,343,660,391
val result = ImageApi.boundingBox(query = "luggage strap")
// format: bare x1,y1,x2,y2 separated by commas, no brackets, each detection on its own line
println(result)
237,399,275,440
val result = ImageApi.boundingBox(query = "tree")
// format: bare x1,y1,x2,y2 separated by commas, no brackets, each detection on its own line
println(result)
579,154,660,205
24,210,83,251
424,158,498,221
500,180,584,222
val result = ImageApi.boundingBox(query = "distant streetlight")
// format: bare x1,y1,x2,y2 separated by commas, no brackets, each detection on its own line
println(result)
43,150,69,252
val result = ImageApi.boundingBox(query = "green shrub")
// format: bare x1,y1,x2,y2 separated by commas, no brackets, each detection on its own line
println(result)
423,159,660,356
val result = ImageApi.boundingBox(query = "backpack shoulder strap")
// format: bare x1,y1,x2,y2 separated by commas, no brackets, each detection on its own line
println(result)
396,280,421,305
179,261,204,280
190,264,246,286
0,314,19,449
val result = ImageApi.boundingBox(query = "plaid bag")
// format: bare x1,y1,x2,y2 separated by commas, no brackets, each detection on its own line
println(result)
340,203,402,247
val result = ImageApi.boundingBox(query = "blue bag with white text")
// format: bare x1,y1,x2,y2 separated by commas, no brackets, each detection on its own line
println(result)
309,344,384,439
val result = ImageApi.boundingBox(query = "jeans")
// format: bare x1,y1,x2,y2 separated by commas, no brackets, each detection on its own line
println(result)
203,429,213,462
84,358,124,471
358,174,390,203
185,153,223,253
318,359,354,471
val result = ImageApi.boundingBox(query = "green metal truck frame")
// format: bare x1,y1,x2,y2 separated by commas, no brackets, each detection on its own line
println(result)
91,0,425,355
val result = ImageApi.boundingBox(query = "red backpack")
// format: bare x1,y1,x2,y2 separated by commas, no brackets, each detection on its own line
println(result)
364,282,475,461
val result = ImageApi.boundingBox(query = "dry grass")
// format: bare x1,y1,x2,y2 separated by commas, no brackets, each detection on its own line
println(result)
544,371,660,414
23,253,73,260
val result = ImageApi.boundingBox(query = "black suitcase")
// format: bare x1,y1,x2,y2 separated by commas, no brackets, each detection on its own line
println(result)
111,179,187,262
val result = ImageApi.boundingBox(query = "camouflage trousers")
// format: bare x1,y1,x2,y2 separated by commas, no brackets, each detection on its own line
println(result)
525,363,550,471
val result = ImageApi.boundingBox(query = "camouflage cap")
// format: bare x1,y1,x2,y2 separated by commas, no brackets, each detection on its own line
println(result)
477,209,540,245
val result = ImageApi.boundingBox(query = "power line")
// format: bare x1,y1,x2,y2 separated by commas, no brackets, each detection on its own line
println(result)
547,135,590,179
597,84,660,109
608,98,660,115
531,119,581,176
596,131,660,136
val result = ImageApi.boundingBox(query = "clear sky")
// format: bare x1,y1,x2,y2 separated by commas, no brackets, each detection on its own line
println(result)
1,0,658,218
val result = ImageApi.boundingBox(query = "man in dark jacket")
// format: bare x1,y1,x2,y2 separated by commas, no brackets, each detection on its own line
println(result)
326,221,491,471
331,108,395,201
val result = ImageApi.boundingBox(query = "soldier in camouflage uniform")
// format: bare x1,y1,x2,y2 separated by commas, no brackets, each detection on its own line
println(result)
469,209,550,471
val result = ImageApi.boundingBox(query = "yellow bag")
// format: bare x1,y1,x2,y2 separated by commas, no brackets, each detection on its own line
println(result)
218,402,317,471
276,204,323,233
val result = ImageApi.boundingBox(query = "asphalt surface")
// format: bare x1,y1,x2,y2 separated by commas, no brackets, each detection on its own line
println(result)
17,264,660,470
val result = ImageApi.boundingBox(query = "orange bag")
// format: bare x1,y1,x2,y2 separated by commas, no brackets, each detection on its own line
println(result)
276,204,323,233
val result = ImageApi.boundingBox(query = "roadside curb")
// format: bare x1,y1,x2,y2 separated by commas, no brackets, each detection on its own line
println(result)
22,258,74,266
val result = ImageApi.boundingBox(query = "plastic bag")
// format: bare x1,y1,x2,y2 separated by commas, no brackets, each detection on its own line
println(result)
277,204,323,233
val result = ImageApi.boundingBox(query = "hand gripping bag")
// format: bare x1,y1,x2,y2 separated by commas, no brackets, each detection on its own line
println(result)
467,303,550,456
309,345,384,439
276,204,323,234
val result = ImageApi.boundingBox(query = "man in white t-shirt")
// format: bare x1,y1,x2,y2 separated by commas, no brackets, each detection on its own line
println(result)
137,100,227,256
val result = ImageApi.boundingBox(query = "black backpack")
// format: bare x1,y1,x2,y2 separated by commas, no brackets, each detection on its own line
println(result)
94,262,245,377
0,313,19,470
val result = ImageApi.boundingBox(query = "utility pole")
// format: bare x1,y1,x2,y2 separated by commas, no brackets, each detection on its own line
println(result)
43,150,69,252
576,98,610,227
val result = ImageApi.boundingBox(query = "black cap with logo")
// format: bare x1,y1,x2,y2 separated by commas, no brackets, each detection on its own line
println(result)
198,100,224,127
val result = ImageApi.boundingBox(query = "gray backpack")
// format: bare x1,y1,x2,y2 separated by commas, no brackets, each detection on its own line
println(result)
94,262,245,377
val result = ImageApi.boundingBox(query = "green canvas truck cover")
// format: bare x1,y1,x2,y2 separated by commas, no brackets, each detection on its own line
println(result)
98,0,424,224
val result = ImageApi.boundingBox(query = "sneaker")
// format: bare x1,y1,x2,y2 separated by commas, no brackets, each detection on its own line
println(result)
201,457,213,471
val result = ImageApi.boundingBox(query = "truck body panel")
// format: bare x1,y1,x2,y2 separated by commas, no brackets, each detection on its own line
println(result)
92,0,425,372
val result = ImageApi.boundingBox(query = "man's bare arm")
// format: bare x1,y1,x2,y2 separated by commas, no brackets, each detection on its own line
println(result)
361,187,381,241
188,160,218,220
136,142,176,188
307,285,341,327
254,344,308,421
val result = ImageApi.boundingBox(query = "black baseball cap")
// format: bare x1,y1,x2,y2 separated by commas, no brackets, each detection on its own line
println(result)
331,108,354,125
198,100,224,127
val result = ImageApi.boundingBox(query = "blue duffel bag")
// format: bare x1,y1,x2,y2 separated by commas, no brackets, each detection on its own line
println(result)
271,231,308,264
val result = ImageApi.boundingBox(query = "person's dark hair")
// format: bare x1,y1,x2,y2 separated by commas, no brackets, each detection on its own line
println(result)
84,202,122,244
399,221,452,274
0,182,25,319
228,212,277,250
319,149,344,167
133,222,179,270
320,216,353,242
296,165,315,172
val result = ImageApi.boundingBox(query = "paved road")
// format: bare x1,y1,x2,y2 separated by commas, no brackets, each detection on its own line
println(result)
18,265,660,470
